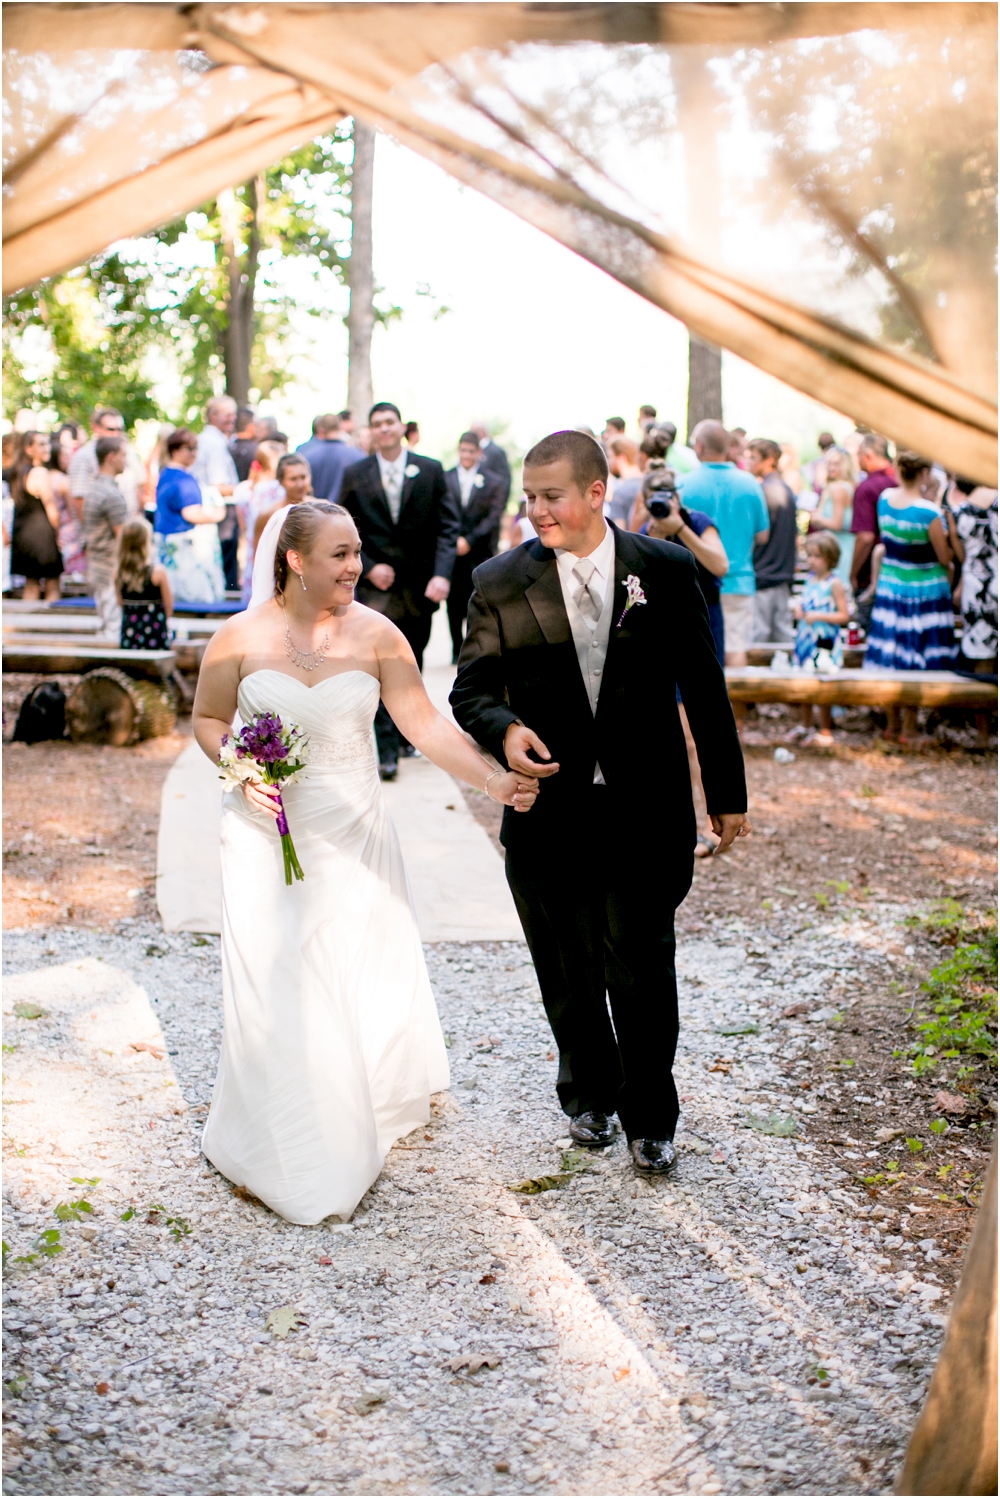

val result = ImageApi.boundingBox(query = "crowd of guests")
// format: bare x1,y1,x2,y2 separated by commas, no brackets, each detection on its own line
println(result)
3,398,996,756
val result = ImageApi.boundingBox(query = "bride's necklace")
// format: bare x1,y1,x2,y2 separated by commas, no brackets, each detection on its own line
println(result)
282,608,330,672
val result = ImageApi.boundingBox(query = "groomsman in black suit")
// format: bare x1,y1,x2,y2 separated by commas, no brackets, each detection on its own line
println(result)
451,430,750,1172
340,402,460,778
445,431,509,664
470,422,512,502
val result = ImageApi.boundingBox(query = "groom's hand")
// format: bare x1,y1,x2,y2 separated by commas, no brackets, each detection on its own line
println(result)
709,812,752,854
504,723,561,778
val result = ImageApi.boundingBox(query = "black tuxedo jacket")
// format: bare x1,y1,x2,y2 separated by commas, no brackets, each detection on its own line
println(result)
450,527,746,853
444,466,508,561
340,452,460,591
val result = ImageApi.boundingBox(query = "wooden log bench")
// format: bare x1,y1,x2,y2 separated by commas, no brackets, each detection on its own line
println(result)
747,641,867,669
2,642,176,681
725,667,998,709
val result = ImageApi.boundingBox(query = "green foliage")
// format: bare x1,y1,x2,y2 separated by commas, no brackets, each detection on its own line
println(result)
929,1118,948,1136
745,1111,798,1137
905,1138,924,1153
145,1204,191,1240
12,1229,64,1266
54,1177,100,1223
907,907,997,1076
3,126,381,425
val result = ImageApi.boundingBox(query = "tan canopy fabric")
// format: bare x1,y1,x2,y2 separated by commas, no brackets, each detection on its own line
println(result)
3,2,997,480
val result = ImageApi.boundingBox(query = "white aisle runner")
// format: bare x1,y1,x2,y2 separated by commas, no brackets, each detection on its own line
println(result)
156,610,521,940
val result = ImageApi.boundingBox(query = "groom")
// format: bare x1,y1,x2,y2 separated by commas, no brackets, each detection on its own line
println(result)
450,431,750,1172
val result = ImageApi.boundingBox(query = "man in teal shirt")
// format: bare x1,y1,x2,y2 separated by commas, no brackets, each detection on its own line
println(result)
678,420,770,667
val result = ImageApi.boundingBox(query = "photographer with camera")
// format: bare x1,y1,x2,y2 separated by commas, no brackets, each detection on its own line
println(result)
640,465,731,858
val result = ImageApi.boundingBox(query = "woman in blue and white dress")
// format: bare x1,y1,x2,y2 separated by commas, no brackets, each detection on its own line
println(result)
154,427,226,604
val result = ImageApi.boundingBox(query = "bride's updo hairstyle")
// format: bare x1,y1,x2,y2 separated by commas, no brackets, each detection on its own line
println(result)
273,501,353,596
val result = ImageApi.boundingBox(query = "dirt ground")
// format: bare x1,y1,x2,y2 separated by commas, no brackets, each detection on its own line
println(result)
3,673,191,932
4,676,996,1289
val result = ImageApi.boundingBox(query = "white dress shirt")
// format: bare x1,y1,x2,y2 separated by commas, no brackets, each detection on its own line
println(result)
457,462,480,508
377,450,407,523
554,522,617,784
554,521,616,613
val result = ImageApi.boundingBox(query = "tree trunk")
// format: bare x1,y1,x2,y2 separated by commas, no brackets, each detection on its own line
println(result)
219,181,259,407
673,49,724,438
346,120,376,421
687,337,723,435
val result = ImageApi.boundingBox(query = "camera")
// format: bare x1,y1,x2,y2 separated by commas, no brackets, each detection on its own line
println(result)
645,482,679,519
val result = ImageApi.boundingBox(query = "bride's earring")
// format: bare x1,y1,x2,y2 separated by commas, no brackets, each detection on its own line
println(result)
299,572,307,593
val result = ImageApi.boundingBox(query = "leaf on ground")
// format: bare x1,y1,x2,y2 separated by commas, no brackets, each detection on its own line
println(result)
508,1173,574,1194
783,1003,810,1018
508,1149,590,1194
13,1002,46,1020
934,1089,968,1115
875,1127,905,1143
130,1041,165,1060
265,1305,304,1339
709,1058,733,1073
745,1111,798,1138
715,1019,759,1036
447,1353,501,1375
352,1391,388,1415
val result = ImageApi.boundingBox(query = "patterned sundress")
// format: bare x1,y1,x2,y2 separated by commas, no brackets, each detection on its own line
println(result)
954,499,998,661
865,496,956,671
120,568,170,650
793,572,844,668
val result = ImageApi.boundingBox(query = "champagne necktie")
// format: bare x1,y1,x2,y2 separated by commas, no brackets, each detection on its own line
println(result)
572,557,602,623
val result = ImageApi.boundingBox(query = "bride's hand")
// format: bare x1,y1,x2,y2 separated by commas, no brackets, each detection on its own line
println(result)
243,777,282,820
490,771,541,813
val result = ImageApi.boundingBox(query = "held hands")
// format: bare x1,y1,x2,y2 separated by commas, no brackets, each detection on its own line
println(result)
425,575,451,603
709,812,752,854
503,723,561,778
367,563,396,591
243,777,282,821
456,537,471,557
489,771,541,813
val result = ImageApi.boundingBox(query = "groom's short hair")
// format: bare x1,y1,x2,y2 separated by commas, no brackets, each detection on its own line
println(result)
524,430,609,492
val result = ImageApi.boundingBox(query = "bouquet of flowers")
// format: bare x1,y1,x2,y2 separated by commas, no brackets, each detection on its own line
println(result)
219,711,309,885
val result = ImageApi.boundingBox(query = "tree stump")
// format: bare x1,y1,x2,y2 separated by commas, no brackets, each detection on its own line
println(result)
65,668,176,746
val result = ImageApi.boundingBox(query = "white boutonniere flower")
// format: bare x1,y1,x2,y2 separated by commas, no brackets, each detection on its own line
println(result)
473,473,484,487
404,463,420,479
616,572,647,628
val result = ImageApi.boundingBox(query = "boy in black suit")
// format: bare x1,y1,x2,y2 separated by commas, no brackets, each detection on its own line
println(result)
445,431,509,663
451,430,750,1172
340,402,460,777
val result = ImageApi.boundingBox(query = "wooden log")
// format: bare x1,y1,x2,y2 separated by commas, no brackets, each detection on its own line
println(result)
726,668,998,710
896,1142,997,1495
65,668,177,746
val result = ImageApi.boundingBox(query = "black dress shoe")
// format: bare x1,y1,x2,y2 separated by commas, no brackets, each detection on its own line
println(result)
629,1138,677,1173
379,761,398,782
569,1111,616,1148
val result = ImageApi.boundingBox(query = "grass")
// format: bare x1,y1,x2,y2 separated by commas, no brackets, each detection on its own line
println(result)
901,903,997,1079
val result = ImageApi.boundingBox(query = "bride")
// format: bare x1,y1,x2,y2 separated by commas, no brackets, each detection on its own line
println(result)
192,500,538,1225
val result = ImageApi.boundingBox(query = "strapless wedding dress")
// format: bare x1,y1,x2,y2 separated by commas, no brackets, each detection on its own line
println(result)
202,669,450,1224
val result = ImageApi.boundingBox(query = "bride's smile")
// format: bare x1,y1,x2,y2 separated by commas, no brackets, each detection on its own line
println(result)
283,514,364,613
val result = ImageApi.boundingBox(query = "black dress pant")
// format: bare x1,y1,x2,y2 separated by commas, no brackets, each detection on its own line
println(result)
447,555,475,662
357,581,435,765
505,788,693,1142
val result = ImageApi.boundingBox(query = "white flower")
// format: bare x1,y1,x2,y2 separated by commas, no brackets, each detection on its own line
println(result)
473,473,484,487
624,573,647,608
616,572,648,628
404,463,420,478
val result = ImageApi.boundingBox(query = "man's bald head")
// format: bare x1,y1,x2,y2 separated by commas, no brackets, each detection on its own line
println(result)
691,420,730,459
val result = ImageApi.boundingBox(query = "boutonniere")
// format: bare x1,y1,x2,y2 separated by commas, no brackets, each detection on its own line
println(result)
473,473,484,487
616,573,647,628
404,463,420,479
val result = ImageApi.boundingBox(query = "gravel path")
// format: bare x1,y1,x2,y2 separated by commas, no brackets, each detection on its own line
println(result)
2,912,951,1497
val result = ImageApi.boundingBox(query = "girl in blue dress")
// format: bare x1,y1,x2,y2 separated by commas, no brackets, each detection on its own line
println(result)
788,532,849,746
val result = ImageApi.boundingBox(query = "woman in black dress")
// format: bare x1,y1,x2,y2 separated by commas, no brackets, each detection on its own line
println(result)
10,431,63,600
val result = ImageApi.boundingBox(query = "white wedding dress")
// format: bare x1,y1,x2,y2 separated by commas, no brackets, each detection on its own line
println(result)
202,667,450,1225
